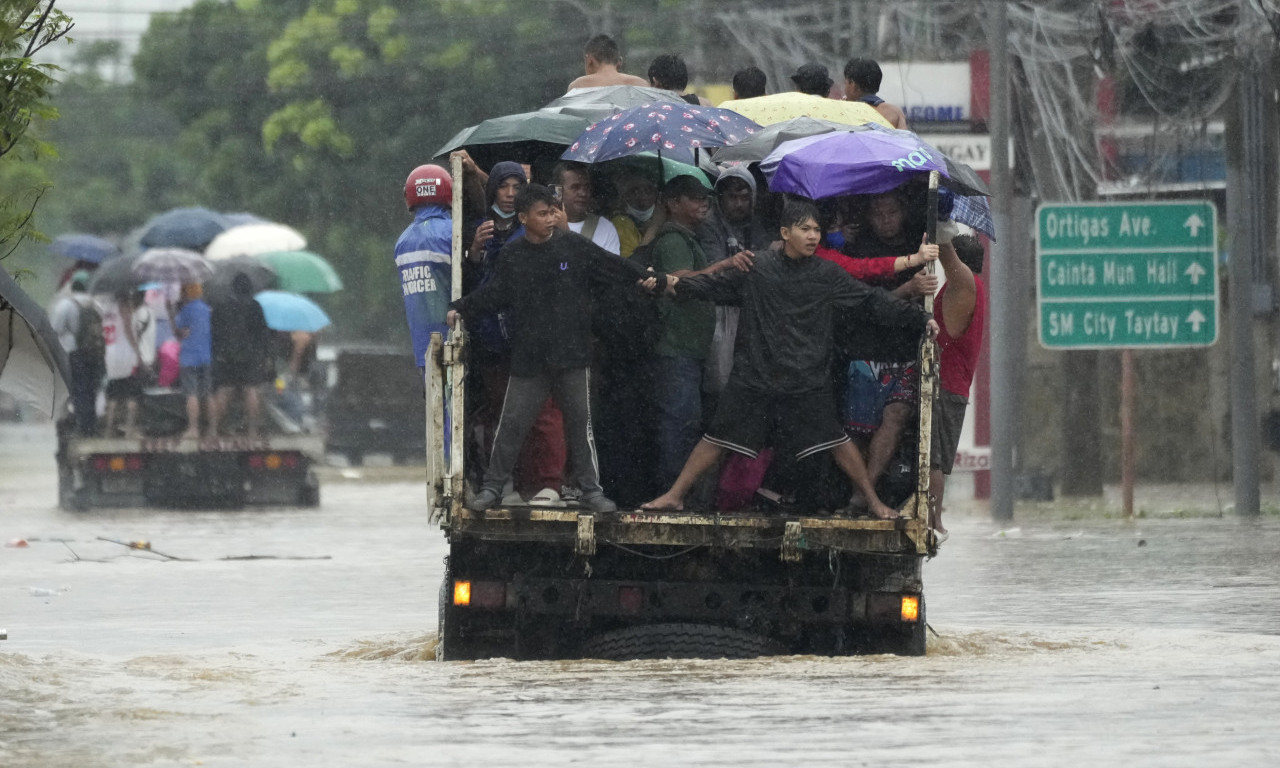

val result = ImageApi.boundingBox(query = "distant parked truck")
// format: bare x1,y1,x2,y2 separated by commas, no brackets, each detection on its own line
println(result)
324,347,426,466
57,389,321,510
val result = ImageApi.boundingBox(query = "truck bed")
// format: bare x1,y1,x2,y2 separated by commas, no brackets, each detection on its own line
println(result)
446,505,932,558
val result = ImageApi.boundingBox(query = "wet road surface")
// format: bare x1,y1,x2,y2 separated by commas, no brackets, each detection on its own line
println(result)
2,423,1278,766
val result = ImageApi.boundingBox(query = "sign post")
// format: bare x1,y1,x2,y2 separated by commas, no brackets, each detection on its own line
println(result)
1037,201,1219,515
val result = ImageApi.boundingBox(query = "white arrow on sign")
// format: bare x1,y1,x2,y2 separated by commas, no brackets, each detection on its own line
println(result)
1185,261,1207,285
1184,213,1205,238
1187,309,1207,332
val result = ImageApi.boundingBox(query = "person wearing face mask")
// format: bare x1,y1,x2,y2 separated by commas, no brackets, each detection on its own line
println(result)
610,171,660,258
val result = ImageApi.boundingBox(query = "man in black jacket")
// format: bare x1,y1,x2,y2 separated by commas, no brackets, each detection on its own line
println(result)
642,200,937,518
449,184,666,513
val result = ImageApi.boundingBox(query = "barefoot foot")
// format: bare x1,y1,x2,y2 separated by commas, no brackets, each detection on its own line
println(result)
640,493,684,511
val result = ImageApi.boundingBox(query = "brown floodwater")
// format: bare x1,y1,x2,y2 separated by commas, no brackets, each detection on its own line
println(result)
2,422,1278,766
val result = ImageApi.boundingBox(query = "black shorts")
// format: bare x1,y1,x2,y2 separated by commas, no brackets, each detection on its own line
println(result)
704,383,849,460
213,359,271,389
105,375,142,401
930,389,969,474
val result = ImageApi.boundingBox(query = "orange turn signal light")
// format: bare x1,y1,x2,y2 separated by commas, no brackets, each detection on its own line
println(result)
901,595,920,623
453,580,471,606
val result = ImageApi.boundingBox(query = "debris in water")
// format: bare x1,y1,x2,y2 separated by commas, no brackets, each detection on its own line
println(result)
6,538,28,548
993,527,1022,538
1137,539,1147,547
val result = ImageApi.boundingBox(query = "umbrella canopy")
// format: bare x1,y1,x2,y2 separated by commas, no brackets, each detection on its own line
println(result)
88,253,143,295
255,250,343,294
561,102,761,166
761,125,988,199
205,256,279,304
939,188,997,241
716,93,892,128
433,110,592,168
542,85,685,121
0,267,70,419
222,212,268,227
205,222,307,261
49,233,119,264
713,116,876,164
254,290,331,332
605,152,711,188
138,206,232,250
131,247,213,284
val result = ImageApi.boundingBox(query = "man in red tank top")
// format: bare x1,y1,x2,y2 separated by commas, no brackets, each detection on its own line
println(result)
931,232,987,536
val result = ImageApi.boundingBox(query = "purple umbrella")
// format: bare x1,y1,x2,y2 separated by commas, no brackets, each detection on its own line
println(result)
561,102,761,166
761,125,976,199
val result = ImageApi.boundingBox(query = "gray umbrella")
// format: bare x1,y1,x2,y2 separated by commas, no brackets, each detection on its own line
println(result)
541,85,685,122
88,252,142,295
205,256,278,304
0,267,70,419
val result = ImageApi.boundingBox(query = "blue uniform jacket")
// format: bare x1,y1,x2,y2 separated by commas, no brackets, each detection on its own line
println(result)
395,204,453,368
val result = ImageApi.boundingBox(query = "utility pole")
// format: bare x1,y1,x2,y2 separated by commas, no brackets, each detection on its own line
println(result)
1226,11,1269,517
988,0,1015,521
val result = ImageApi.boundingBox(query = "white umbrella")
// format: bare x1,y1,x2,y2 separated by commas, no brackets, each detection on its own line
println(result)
205,222,307,261
131,247,213,284
0,268,70,419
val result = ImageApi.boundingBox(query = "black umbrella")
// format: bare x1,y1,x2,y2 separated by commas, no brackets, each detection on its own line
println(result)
0,267,70,418
88,253,143,295
433,110,592,168
541,85,684,121
138,206,232,250
205,256,278,303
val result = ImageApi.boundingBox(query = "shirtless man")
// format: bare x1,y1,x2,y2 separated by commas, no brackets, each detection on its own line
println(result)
843,58,908,130
567,34,648,90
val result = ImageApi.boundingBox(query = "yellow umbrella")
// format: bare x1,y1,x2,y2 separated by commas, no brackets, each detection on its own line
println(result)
717,93,892,128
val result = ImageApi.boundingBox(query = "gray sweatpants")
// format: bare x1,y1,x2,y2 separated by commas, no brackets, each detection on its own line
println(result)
484,367,602,496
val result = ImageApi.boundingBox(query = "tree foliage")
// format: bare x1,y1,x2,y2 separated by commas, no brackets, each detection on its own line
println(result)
0,0,71,259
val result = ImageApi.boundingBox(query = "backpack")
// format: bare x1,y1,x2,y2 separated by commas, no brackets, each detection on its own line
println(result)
73,296,105,362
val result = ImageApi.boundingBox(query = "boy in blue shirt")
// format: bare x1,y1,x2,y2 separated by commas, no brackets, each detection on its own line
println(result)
173,282,213,441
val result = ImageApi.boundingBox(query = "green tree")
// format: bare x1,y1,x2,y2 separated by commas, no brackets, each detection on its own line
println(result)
0,0,72,261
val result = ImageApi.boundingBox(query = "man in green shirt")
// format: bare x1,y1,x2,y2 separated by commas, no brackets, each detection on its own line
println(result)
650,174,751,487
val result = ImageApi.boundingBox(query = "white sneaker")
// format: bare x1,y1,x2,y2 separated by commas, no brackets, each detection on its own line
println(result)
500,479,523,507
529,487,564,507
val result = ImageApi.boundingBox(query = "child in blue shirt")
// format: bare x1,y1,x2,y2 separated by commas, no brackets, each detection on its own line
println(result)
173,283,213,441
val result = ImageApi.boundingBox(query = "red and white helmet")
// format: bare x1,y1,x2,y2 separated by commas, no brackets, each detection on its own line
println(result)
404,164,452,209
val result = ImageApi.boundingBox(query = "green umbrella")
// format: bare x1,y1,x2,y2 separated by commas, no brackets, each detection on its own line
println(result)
605,152,711,188
433,111,591,169
255,250,343,294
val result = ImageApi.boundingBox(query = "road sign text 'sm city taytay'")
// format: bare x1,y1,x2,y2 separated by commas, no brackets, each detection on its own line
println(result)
1036,201,1219,349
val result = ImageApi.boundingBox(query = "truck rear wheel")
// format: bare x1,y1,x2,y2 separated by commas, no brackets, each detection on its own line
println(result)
578,623,784,661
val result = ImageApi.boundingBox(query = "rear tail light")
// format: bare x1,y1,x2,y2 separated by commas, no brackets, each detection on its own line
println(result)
618,586,644,614
93,456,109,471
282,452,299,469
125,455,143,471
452,580,507,608
901,595,920,623
453,580,471,606
471,581,506,608
108,456,126,472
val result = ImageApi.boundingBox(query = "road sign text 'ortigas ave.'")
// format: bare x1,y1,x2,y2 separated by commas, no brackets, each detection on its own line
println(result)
1036,201,1219,349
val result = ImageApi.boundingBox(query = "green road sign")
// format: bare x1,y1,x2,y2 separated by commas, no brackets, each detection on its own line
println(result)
1036,201,1218,348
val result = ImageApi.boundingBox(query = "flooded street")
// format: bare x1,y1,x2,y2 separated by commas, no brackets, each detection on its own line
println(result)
2,421,1278,767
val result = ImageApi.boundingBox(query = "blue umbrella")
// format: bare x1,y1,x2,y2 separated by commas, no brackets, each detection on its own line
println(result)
49,233,119,264
561,102,761,166
254,290,331,332
761,124,984,199
138,206,232,250
939,188,997,242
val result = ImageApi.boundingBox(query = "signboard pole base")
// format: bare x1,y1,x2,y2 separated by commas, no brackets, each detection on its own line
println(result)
1121,349,1135,519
